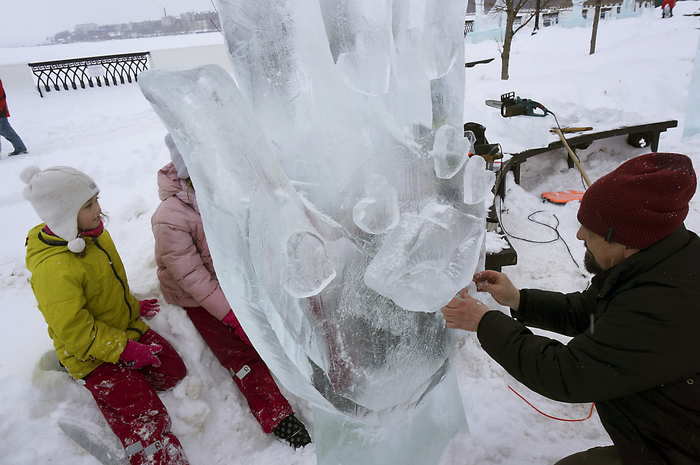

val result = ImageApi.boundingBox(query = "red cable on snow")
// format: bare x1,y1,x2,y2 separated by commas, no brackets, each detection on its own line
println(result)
508,385,595,422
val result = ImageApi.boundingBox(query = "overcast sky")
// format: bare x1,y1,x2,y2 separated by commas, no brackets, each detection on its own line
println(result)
1,0,215,47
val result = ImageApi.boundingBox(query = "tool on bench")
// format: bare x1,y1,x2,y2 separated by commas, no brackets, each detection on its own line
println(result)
485,92,593,202
551,127,592,187
464,122,503,168
550,127,593,134
485,92,549,117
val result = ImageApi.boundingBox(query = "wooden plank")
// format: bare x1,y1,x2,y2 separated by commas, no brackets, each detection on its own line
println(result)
510,120,677,164
493,120,678,200
465,57,494,68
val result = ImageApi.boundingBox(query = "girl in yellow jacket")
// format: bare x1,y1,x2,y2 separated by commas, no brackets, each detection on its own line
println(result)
22,165,189,465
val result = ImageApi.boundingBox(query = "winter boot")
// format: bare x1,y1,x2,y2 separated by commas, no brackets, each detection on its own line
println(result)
272,414,312,449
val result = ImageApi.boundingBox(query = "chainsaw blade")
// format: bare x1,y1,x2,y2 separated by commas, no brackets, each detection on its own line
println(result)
485,100,502,109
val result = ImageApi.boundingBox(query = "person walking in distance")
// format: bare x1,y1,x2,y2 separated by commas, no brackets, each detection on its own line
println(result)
0,78,28,157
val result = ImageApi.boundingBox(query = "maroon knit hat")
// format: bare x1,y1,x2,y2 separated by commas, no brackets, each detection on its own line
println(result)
577,153,696,249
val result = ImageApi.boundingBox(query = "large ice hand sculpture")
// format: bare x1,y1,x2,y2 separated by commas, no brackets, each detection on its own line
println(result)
139,1,492,463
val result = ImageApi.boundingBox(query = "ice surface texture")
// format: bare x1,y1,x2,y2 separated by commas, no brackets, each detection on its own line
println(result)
352,174,400,234
139,0,482,463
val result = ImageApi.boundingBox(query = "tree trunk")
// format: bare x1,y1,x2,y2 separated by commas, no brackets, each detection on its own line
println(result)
500,2,516,80
532,0,540,34
590,0,602,55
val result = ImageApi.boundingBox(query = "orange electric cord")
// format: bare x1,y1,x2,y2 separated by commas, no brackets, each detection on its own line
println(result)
508,385,595,422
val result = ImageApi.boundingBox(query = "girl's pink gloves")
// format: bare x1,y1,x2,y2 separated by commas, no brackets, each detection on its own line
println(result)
139,299,160,318
222,310,252,346
120,340,162,368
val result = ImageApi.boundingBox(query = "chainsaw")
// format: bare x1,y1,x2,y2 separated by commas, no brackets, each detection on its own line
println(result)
485,91,549,117
484,92,594,198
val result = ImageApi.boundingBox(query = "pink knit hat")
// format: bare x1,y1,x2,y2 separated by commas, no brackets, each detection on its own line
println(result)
577,153,696,249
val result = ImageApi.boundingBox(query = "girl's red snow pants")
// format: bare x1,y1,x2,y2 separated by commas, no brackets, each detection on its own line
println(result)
185,306,293,434
83,329,189,465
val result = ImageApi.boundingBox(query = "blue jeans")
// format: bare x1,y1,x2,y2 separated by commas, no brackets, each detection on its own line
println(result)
0,117,26,153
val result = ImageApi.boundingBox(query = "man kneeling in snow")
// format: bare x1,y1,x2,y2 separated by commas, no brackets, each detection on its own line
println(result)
442,152,700,465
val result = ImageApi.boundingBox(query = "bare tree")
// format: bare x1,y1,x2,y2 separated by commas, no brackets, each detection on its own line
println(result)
532,0,541,33
493,0,555,79
589,0,602,54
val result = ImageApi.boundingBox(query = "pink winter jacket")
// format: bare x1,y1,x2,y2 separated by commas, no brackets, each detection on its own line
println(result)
151,163,231,320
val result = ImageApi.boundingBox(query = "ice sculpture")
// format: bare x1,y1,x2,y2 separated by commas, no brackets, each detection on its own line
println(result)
617,0,640,18
138,0,485,463
621,0,635,14
469,0,506,43
563,0,588,28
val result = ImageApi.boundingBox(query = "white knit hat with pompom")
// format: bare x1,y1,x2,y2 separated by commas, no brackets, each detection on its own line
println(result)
21,165,100,253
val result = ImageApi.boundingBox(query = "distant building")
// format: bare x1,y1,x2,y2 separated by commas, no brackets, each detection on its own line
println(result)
181,12,196,22
51,11,220,45
74,23,99,34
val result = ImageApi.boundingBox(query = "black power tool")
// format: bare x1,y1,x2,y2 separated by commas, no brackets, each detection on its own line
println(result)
485,92,549,117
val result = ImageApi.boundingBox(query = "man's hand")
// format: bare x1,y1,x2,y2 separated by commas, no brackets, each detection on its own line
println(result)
473,270,520,310
441,289,490,332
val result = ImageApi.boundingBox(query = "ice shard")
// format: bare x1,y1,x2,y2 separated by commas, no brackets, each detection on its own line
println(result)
139,0,483,463
352,174,400,234
364,201,484,312
463,155,496,205
431,125,475,179
281,230,337,298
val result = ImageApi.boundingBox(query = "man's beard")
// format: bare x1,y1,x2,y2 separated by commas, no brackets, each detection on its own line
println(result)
584,248,605,275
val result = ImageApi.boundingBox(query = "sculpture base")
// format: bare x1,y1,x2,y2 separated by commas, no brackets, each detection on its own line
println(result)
314,368,468,465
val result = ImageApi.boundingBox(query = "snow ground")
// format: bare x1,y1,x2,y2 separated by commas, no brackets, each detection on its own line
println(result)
1,3,699,464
